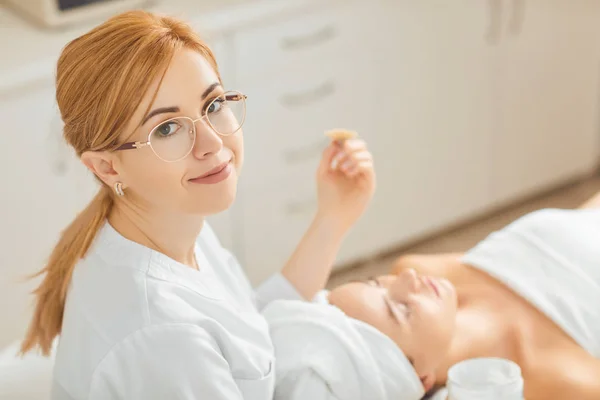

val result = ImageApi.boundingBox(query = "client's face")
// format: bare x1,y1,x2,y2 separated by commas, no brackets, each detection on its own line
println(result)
328,268,457,379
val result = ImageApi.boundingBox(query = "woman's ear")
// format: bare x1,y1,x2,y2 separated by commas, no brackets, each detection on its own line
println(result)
81,151,120,187
420,373,436,394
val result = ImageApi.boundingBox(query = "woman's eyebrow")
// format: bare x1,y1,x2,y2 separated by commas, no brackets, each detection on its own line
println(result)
142,106,180,126
201,82,221,100
141,82,222,126
347,277,381,288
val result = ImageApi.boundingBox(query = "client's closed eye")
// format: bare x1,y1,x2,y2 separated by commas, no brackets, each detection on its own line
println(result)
356,277,411,323
384,295,410,323
368,279,411,322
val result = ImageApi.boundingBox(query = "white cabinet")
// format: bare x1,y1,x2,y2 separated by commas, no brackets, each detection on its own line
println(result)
233,1,384,282
339,0,600,267
234,1,369,188
339,0,496,263
0,83,99,346
407,0,496,228
237,172,317,285
492,0,600,205
233,5,349,81
231,0,600,283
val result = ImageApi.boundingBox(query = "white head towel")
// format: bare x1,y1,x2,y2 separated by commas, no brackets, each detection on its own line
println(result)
262,300,424,400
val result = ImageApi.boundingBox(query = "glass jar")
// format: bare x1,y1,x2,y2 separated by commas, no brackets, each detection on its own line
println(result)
447,358,524,400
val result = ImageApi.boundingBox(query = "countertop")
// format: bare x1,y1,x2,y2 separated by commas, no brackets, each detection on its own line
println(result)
0,0,338,94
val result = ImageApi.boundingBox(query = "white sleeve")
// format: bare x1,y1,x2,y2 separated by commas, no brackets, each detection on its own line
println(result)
255,273,331,309
199,222,305,310
89,324,244,400
255,272,305,310
248,270,331,310
200,222,327,309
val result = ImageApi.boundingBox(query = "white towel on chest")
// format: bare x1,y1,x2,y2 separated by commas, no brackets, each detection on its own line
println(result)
462,208,600,358
262,300,424,400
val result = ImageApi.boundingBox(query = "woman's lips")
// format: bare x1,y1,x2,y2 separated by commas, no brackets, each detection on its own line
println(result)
425,277,440,298
189,161,232,184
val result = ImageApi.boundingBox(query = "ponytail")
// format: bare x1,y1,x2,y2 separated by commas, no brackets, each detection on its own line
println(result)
20,186,113,356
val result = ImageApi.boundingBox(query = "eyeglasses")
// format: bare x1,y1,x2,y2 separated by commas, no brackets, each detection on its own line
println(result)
115,90,247,162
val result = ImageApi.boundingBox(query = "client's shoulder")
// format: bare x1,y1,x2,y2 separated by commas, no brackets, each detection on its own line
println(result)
524,344,600,400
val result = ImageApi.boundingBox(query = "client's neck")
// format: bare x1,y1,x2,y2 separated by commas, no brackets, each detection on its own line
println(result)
436,305,519,383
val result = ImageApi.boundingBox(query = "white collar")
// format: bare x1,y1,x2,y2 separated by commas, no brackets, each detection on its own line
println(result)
91,221,224,301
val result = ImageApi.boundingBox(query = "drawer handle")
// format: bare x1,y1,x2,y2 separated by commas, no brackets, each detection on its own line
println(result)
283,139,328,164
280,25,337,51
285,198,317,216
280,80,336,108
485,0,503,45
508,0,526,36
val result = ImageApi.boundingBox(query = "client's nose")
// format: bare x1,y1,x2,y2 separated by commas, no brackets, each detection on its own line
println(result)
388,268,419,302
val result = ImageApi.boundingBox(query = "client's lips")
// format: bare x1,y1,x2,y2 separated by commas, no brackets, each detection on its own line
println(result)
425,277,440,298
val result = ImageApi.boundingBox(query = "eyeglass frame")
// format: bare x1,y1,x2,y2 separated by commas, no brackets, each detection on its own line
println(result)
114,90,247,162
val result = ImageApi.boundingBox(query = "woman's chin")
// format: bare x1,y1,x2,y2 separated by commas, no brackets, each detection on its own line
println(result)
202,194,236,215
182,188,237,216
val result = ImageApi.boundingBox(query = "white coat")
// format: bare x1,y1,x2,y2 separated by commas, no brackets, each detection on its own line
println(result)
51,221,304,400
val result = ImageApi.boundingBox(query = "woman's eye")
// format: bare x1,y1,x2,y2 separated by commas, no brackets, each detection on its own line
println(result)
155,121,180,137
207,97,225,114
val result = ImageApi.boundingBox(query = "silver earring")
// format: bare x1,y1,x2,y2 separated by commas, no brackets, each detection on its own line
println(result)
114,182,125,197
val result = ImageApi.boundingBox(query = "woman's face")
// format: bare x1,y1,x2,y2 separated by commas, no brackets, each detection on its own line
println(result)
328,269,458,380
112,48,243,216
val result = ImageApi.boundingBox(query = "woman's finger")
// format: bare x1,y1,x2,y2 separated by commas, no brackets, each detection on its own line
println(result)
347,160,374,178
340,158,374,179
321,142,342,173
330,145,350,170
334,150,373,172
348,150,373,163
339,139,367,154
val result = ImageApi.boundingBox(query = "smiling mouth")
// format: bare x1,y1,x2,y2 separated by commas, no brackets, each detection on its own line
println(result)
194,161,229,179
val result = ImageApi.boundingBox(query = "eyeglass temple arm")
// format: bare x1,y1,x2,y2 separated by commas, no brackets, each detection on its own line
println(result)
225,94,247,101
116,141,150,151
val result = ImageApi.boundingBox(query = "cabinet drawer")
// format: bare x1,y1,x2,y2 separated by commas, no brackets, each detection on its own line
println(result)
233,4,352,80
0,85,99,342
238,175,317,286
239,57,375,187
237,168,403,283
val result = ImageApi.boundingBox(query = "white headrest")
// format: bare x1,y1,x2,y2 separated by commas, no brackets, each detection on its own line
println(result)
263,300,424,400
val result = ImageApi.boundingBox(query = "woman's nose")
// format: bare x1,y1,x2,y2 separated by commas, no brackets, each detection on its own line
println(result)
388,268,419,302
192,118,223,159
